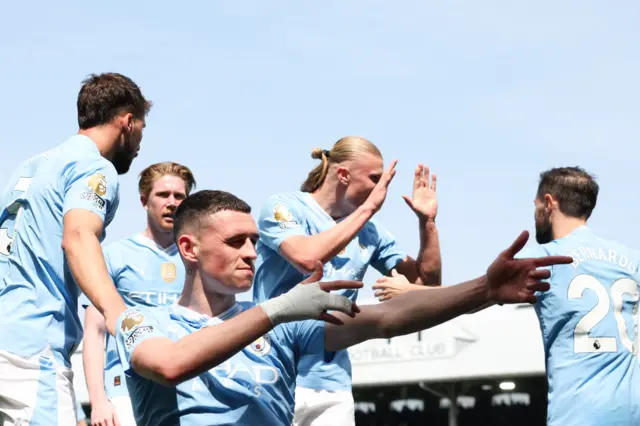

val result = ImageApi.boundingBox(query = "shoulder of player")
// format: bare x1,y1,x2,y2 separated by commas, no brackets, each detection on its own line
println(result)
102,235,139,257
516,243,551,259
117,306,167,336
61,142,118,180
263,191,305,207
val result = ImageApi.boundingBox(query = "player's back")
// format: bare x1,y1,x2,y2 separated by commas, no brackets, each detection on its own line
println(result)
533,226,640,426
0,135,119,368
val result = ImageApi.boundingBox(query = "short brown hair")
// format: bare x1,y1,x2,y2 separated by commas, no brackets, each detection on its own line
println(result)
537,167,599,219
77,73,152,129
173,190,252,243
138,162,196,198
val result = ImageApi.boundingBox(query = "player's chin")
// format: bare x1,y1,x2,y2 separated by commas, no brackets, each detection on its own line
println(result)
233,271,254,290
160,217,175,229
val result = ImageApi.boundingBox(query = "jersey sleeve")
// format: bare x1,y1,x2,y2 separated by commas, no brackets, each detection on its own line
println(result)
62,157,119,223
370,221,407,275
115,307,166,375
293,320,326,356
258,194,307,252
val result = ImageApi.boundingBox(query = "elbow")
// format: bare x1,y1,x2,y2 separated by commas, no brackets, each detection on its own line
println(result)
156,364,184,387
61,228,83,254
287,253,318,274
137,358,185,388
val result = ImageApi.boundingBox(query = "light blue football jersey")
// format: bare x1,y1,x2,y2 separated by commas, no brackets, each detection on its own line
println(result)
115,303,325,425
0,135,119,368
253,191,406,391
102,234,185,398
524,226,640,426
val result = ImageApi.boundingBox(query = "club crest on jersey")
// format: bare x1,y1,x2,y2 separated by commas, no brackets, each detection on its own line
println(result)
121,310,145,332
273,205,298,229
248,335,272,356
161,262,177,282
87,173,107,197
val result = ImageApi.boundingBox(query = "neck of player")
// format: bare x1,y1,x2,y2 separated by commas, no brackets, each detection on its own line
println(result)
553,214,587,240
311,177,350,219
177,269,236,318
143,224,175,249
78,126,122,160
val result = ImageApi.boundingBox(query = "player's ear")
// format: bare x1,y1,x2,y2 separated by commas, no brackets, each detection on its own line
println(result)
336,166,350,185
140,194,148,210
124,112,133,133
543,193,555,211
178,234,198,264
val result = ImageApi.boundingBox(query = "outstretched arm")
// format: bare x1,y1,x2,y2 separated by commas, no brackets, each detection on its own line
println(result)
325,231,573,352
122,269,361,387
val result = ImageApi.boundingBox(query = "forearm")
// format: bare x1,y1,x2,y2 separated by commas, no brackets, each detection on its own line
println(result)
282,205,374,272
142,306,274,385
63,232,125,335
83,311,108,405
378,277,486,337
415,218,441,286
326,277,488,352
83,332,108,405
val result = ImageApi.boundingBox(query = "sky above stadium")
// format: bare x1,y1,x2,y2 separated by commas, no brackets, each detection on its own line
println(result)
1,1,639,305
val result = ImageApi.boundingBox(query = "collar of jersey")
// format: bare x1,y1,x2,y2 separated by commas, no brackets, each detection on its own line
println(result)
70,134,101,154
132,233,178,255
299,191,346,224
565,225,591,239
169,303,244,329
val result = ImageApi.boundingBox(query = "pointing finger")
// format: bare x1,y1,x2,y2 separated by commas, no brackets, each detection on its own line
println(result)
319,280,363,292
533,255,574,268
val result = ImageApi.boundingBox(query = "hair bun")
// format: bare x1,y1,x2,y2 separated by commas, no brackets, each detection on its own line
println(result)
311,148,325,160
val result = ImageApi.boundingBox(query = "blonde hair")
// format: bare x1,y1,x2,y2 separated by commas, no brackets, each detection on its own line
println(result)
138,162,196,198
300,136,382,193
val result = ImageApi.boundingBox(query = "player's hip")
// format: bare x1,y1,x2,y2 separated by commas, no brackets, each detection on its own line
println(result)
293,388,355,426
0,348,77,425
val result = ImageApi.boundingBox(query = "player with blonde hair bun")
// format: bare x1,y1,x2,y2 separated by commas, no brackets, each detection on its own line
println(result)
253,136,442,425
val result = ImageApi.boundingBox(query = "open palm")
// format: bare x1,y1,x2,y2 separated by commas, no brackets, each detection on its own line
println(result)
402,164,437,220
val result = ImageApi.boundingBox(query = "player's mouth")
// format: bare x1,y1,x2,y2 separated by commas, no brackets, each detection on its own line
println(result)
237,267,254,276
162,212,174,222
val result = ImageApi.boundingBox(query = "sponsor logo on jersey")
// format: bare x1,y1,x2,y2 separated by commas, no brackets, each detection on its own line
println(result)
161,262,177,282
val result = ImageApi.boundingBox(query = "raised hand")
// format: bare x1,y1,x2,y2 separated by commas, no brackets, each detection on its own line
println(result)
402,164,437,220
486,231,573,304
364,159,398,213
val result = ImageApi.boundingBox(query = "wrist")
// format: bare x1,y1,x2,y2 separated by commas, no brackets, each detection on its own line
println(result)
478,275,495,304
89,393,109,406
357,203,376,219
259,293,293,326
419,216,436,226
